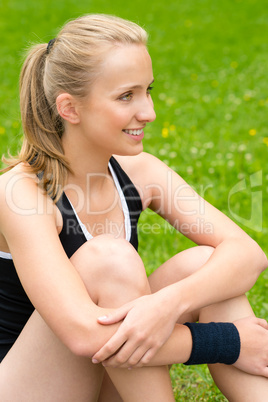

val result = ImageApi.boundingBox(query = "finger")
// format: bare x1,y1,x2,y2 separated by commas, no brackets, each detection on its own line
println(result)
102,337,147,367
257,318,268,330
92,331,127,363
97,302,133,325
139,347,158,366
121,342,159,368
126,347,155,368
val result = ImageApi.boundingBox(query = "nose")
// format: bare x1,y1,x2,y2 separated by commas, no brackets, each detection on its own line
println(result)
136,96,156,123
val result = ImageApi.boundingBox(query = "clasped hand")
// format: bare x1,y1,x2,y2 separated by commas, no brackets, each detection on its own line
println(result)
233,316,268,378
92,290,178,368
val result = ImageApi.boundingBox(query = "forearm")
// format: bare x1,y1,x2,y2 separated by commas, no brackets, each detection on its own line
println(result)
142,323,192,366
169,238,267,316
135,320,241,367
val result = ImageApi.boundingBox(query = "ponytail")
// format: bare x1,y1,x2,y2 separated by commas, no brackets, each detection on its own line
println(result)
2,44,70,201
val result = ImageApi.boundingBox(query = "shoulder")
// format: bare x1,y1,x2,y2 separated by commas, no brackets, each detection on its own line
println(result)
0,163,39,205
0,164,35,197
0,164,56,228
113,152,178,209
113,152,169,184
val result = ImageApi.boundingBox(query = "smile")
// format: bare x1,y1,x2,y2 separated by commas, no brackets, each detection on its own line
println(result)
123,129,143,136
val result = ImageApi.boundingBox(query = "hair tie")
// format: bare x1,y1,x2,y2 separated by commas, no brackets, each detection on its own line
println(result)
47,38,56,54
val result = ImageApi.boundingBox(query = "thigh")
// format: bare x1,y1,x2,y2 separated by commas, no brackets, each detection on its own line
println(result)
0,236,148,401
98,373,123,402
0,238,118,402
0,311,104,402
148,245,214,323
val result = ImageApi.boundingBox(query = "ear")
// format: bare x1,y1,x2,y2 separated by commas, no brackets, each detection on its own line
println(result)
56,93,80,124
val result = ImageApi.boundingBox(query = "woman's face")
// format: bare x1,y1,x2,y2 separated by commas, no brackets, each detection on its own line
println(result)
77,44,156,157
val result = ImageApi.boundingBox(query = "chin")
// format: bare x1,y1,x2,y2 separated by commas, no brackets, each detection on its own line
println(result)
115,143,143,157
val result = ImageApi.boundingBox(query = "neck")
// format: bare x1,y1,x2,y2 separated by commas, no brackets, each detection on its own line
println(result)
62,127,112,191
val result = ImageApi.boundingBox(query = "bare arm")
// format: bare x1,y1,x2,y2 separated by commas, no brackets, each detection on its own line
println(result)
147,153,267,313
105,316,268,379
92,153,268,366
0,168,122,357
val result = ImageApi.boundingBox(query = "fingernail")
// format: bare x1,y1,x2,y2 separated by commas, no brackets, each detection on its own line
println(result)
92,358,99,364
98,315,108,321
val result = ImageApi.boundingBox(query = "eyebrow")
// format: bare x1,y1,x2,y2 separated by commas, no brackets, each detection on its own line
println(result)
118,79,154,91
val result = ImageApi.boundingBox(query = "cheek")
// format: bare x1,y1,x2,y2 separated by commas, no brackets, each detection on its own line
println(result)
114,109,132,126
87,102,132,131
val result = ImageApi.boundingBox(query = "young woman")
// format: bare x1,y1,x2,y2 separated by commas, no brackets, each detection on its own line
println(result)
0,14,268,401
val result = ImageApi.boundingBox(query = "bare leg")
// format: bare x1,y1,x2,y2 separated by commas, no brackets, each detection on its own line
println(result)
149,245,214,322
72,236,174,402
0,236,174,402
149,245,268,401
0,311,104,402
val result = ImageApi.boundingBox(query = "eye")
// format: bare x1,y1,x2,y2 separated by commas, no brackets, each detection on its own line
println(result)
119,92,133,101
147,85,154,95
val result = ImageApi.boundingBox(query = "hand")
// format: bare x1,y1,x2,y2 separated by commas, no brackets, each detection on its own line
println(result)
233,316,268,377
92,289,178,368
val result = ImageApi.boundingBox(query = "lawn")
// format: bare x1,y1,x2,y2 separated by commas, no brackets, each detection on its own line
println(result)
1,0,268,400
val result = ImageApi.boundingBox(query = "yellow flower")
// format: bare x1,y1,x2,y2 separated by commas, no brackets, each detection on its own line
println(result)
162,128,169,138
169,124,176,131
249,129,257,136
191,73,198,81
211,80,219,88
263,137,268,146
230,61,238,69
166,97,175,106
0,126,6,135
244,94,251,101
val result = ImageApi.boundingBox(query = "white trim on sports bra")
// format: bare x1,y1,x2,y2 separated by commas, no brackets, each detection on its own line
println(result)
0,251,12,260
109,161,131,241
66,161,131,242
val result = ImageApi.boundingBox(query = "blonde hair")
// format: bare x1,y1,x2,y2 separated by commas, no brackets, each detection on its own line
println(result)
3,14,148,201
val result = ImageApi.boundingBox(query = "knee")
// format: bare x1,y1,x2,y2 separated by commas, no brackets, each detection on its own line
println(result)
176,245,215,279
189,245,215,275
198,245,215,264
89,235,144,274
71,235,148,298
99,236,148,291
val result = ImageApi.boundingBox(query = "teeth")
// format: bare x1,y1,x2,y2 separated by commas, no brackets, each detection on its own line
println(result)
124,129,143,136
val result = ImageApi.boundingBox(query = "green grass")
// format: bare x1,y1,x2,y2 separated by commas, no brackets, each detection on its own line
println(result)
1,0,268,400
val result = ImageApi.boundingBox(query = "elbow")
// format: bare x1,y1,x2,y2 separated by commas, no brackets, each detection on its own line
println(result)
67,337,96,358
60,322,102,358
55,307,115,358
248,238,268,278
258,249,268,273
65,330,100,358
253,241,268,273
232,237,268,292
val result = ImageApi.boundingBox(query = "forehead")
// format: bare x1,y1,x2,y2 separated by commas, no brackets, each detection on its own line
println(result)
94,44,153,92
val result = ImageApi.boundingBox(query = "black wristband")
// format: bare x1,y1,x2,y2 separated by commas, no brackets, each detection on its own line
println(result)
183,322,241,365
